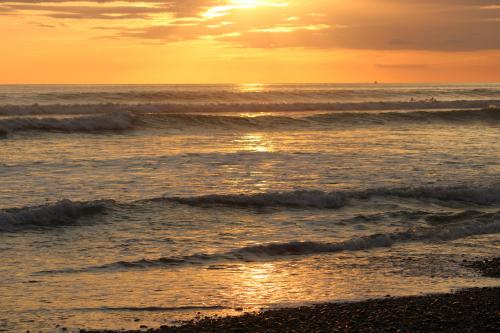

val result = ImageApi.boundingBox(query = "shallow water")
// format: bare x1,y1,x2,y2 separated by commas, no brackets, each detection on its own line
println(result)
0,84,499,332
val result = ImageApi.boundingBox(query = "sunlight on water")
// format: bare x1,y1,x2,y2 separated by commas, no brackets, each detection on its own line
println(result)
234,134,275,152
238,83,267,93
0,84,499,332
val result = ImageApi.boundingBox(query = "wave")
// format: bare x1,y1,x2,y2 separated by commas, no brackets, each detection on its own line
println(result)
138,106,500,130
38,217,500,274
2,184,498,232
165,190,349,208
0,199,110,232
0,106,498,136
0,113,134,135
231,219,500,256
5,86,500,104
0,99,498,116
135,113,306,130
348,209,499,225
164,185,500,209
424,210,499,224
306,106,500,124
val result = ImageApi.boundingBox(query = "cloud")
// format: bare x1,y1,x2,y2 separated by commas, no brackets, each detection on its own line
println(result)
0,0,223,19
375,64,431,69
2,0,500,51
211,0,500,51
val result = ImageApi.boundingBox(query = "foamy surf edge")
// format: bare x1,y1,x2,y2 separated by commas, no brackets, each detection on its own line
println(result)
38,217,500,274
0,100,498,116
3,184,499,232
164,185,500,209
0,112,134,135
0,106,498,137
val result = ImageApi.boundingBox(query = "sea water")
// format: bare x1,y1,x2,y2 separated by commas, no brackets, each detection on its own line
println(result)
0,83,499,332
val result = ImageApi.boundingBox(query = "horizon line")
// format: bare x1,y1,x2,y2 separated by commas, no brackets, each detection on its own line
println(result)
1,82,499,86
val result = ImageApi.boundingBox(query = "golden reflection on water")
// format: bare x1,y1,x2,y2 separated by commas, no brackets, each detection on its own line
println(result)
238,83,267,93
238,112,274,118
231,263,279,305
234,134,275,152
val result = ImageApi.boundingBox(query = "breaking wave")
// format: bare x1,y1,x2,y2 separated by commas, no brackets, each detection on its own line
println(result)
164,185,500,209
165,190,349,209
2,184,498,233
0,99,498,116
0,106,498,136
38,217,500,274
0,199,110,232
0,113,134,135
137,106,500,130
4,86,500,105
232,220,500,256
306,106,500,124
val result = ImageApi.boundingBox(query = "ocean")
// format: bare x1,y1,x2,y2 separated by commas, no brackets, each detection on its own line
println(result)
0,83,499,332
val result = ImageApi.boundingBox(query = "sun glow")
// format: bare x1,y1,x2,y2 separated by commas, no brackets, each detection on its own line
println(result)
239,83,266,92
203,0,287,18
230,0,262,6
1,0,499,83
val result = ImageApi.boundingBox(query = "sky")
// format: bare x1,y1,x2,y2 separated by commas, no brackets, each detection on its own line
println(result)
1,0,499,83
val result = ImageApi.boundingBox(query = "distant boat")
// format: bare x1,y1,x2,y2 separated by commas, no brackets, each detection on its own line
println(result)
374,81,378,84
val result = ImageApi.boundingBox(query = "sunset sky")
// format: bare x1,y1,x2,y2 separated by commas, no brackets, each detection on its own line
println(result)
1,0,499,83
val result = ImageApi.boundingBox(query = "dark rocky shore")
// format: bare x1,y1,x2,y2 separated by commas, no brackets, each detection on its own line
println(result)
80,287,500,333
80,258,500,333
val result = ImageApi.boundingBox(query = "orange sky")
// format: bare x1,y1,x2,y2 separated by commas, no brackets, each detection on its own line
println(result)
1,0,499,83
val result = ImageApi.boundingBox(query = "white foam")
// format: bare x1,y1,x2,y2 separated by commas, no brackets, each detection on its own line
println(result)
44,216,499,274
0,100,498,116
0,105,498,136
231,219,500,258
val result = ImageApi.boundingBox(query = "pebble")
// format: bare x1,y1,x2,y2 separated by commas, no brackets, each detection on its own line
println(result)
79,287,500,333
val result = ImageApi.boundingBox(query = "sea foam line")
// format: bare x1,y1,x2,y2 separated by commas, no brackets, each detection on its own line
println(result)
163,185,500,209
0,112,134,135
36,218,500,274
0,99,498,116
0,106,498,137
3,184,499,232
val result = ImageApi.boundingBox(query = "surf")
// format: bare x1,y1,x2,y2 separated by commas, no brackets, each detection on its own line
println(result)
36,217,500,274
0,106,498,137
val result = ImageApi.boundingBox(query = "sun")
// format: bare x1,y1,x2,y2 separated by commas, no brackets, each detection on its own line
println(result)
203,0,270,18
230,0,264,7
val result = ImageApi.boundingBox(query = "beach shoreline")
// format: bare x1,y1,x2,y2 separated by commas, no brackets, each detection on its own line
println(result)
79,287,500,333
78,258,500,333
4,83,499,333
